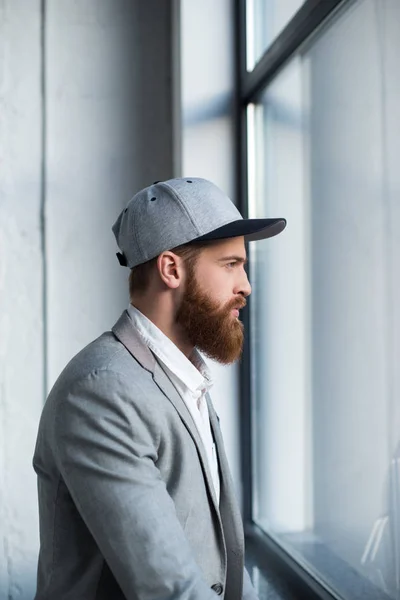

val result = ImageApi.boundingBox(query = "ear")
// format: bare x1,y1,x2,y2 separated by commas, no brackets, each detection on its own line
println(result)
157,252,183,289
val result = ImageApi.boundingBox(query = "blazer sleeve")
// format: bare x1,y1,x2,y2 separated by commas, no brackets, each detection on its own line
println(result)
242,566,259,600
53,368,217,600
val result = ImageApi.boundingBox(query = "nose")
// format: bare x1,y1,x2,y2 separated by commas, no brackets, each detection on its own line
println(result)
235,268,252,298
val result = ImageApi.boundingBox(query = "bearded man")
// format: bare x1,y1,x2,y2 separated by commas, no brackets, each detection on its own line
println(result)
33,178,286,600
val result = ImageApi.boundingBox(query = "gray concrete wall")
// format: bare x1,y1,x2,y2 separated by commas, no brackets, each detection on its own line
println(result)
0,2,44,597
46,0,173,386
0,1,173,597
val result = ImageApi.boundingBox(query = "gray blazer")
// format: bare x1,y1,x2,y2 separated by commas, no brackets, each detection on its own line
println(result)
33,310,258,600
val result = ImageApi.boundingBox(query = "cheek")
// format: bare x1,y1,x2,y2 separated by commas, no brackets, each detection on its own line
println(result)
197,269,233,305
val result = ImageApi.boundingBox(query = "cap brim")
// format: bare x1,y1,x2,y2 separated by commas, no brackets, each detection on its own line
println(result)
193,218,287,243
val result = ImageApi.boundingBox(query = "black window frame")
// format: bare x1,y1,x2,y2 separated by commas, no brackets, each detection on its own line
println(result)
235,1,395,599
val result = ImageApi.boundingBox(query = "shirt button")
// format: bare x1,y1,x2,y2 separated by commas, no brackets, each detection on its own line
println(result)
211,583,223,595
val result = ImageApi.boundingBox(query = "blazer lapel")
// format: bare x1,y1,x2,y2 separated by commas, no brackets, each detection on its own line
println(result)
207,394,244,597
111,310,221,516
152,360,220,514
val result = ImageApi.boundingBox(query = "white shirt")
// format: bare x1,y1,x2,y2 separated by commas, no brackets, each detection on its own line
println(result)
127,304,220,503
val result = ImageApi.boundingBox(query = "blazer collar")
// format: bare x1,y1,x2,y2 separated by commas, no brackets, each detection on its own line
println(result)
112,310,155,373
111,310,221,515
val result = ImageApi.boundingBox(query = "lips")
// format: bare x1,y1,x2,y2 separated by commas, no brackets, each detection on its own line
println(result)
227,299,246,318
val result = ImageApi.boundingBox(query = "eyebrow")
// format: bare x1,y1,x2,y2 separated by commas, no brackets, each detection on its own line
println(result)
218,255,248,265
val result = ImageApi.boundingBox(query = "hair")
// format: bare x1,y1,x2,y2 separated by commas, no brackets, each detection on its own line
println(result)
128,240,212,299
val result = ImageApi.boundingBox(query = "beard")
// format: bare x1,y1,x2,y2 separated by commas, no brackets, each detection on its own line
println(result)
176,268,246,365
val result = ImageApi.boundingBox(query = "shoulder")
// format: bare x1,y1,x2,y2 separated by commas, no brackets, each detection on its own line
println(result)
50,330,150,393
42,331,158,432
40,332,161,446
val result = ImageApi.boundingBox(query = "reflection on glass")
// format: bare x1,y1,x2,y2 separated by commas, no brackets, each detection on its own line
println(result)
248,0,400,598
246,0,305,70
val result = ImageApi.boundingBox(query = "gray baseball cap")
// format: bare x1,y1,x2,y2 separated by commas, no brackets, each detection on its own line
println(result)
112,177,286,268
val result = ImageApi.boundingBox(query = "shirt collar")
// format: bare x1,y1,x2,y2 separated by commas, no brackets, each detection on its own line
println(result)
127,304,213,395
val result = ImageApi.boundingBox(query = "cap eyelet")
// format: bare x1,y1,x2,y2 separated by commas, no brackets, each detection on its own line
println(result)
124,208,128,213
186,180,193,183
150,197,157,201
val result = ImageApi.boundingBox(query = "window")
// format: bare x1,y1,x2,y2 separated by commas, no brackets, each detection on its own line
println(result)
246,0,305,70
240,1,400,599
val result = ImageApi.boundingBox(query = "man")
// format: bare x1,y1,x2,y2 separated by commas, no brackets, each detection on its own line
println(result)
33,177,286,599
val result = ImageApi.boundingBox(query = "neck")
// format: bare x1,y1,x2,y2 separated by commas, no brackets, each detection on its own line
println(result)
130,296,194,359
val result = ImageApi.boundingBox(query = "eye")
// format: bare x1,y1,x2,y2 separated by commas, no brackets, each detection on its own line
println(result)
226,261,236,269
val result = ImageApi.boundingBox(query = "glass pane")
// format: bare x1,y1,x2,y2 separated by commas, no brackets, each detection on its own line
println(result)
246,0,305,71
248,0,400,598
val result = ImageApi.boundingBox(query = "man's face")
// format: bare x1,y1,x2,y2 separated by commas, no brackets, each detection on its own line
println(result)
176,236,252,364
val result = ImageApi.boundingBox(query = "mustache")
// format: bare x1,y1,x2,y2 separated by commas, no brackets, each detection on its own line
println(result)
226,297,247,311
